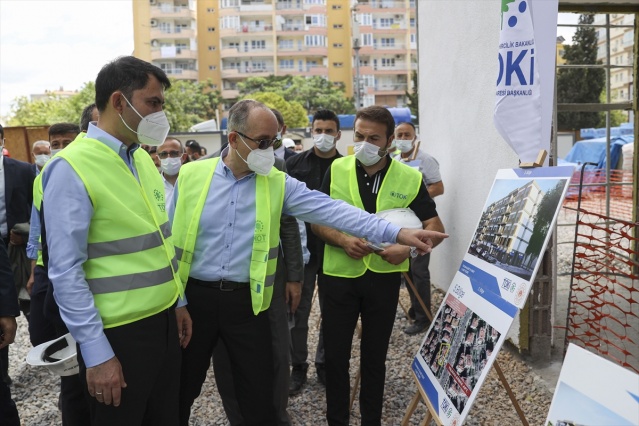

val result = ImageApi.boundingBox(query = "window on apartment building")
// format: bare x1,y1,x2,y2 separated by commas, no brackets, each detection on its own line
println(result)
361,33,373,46
333,62,343,67
251,40,266,50
304,35,326,47
251,61,267,71
280,59,294,69
332,4,342,9
208,46,216,51
410,33,417,47
221,16,240,29
333,43,343,48
305,15,326,27
208,27,215,32
207,7,214,13
305,0,326,4
378,18,394,28
221,0,239,8
381,58,396,67
209,65,217,70
410,18,416,28
358,13,372,26
333,24,343,29
380,38,395,47
279,39,294,49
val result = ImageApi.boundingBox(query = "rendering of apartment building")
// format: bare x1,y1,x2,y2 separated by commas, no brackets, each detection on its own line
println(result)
132,0,417,111
473,181,543,270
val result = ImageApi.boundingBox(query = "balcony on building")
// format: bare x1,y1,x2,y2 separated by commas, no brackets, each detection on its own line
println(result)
221,62,275,79
371,81,407,95
150,26,196,41
276,60,328,77
221,83,240,99
151,46,198,61
356,0,412,12
157,67,198,80
150,2,196,20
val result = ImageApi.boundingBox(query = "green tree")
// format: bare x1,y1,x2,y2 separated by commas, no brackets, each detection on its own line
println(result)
525,181,565,257
163,79,220,131
8,82,96,126
405,70,419,124
556,14,605,131
237,75,355,115
246,92,309,128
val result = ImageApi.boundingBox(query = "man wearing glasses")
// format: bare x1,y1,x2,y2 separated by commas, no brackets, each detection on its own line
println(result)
157,137,187,207
170,100,447,425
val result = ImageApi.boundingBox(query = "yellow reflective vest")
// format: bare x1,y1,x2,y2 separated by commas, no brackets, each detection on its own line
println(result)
323,156,422,278
54,137,181,328
171,157,284,315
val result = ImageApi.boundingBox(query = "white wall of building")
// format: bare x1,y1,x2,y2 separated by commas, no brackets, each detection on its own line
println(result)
418,1,519,291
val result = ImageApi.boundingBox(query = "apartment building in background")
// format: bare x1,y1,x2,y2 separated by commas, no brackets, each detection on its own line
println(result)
594,13,635,106
132,0,417,111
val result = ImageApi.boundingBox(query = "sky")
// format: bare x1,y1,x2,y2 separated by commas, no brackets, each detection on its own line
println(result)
0,0,134,120
0,3,580,122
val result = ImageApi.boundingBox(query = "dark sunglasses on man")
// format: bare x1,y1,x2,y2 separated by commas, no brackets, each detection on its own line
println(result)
234,131,279,150
158,150,182,159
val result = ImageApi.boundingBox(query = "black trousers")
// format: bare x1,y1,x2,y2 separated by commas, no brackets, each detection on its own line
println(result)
28,265,57,346
318,270,401,426
0,345,19,426
179,278,276,426
77,306,181,426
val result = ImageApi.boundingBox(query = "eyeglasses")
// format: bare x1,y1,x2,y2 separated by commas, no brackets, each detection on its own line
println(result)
158,150,182,159
234,131,277,150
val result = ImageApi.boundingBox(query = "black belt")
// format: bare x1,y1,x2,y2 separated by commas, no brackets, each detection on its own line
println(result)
190,278,250,291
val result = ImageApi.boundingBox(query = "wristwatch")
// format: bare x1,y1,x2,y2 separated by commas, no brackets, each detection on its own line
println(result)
410,247,418,259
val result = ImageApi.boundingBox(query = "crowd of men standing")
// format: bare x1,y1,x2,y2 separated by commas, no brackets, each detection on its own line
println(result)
0,55,447,426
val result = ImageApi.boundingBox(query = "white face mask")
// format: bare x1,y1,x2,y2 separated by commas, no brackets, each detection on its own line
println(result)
119,94,170,146
51,148,62,156
236,134,275,176
34,154,51,167
313,133,335,152
161,157,182,176
395,139,414,153
354,141,385,166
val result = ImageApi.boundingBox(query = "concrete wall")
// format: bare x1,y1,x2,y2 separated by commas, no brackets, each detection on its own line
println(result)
418,1,519,291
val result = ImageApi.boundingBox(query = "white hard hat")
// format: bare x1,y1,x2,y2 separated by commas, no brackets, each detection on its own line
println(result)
26,333,79,376
282,138,295,149
376,208,422,229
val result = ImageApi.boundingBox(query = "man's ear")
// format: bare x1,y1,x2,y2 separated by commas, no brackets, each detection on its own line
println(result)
385,135,395,150
112,92,126,115
335,130,342,141
227,131,237,149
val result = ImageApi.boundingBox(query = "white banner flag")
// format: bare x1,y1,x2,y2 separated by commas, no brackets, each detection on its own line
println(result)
494,0,555,164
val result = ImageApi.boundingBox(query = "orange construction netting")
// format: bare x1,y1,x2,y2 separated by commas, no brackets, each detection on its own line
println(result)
562,206,638,373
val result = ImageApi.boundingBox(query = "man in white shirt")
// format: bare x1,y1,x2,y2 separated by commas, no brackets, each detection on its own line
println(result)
391,121,444,335
158,137,187,208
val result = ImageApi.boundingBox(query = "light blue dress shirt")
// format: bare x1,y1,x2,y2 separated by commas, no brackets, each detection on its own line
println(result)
42,124,141,368
169,150,400,286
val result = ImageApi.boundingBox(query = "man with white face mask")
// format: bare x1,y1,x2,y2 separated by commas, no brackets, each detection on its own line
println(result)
170,100,448,425
157,137,187,208
31,141,51,172
285,108,342,394
41,56,189,426
391,121,444,336
312,106,446,426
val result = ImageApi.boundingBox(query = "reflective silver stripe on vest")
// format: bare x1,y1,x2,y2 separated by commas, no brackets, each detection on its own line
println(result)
268,246,279,260
88,230,164,259
170,254,178,272
160,221,172,239
175,247,183,259
264,273,275,288
87,266,175,295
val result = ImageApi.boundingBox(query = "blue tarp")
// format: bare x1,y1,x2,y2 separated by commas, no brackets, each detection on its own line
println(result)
559,135,634,170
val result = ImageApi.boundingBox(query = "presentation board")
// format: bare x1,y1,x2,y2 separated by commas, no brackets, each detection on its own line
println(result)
545,344,639,426
411,166,574,425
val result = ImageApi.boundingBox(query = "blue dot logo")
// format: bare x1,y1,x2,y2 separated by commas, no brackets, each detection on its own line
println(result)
508,1,527,27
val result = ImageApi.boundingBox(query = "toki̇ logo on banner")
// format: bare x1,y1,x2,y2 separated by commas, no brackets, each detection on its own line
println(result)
494,0,543,163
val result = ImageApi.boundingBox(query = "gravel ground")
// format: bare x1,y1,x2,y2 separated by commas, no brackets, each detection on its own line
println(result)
8,284,553,425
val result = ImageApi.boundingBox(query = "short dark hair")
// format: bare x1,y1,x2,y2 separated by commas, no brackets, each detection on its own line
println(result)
49,123,81,138
395,121,415,131
185,139,201,152
0,124,3,139
355,106,395,139
95,56,171,112
270,108,284,127
80,103,97,132
312,109,340,132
